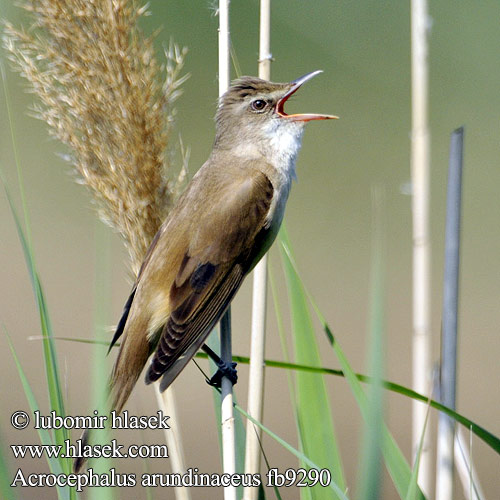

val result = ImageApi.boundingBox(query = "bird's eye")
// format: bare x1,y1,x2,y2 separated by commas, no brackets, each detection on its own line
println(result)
250,99,267,112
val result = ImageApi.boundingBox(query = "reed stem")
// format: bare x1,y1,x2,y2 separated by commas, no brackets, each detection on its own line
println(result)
243,2,272,498
411,0,432,494
218,2,237,499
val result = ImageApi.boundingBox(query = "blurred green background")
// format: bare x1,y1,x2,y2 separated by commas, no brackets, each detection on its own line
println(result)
0,1,499,498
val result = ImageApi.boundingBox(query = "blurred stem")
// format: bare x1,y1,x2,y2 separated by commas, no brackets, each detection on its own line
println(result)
155,385,191,500
89,221,113,500
243,2,272,498
0,62,33,252
411,0,432,494
218,2,237,500
357,186,386,500
436,127,464,500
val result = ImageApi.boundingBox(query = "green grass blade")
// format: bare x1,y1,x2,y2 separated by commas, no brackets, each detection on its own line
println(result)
279,227,346,500
268,262,303,500
233,402,349,500
257,432,283,500
326,322,426,499
279,235,426,499
357,186,386,500
2,179,72,476
2,62,73,482
32,331,499,457
0,61,33,257
268,264,295,393
6,332,69,500
2,61,75,497
194,351,500,455
405,399,432,500
29,336,114,347
31,338,498,454
0,430,17,500
88,221,114,500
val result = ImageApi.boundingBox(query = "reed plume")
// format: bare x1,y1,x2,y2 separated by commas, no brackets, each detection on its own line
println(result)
3,0,188,274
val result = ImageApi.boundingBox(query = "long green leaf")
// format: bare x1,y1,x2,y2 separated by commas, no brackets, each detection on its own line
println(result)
405,399,432,500
88,221,114,500
328,322,426,499
33,337,500,454
2,178,71,476
275,242,499,451
357,186,386,500
204,351,344,499
0,430,17,500
279,235,426,499
269,262,309,500
6,333,69,500
279,227,346,500
2,63,73,484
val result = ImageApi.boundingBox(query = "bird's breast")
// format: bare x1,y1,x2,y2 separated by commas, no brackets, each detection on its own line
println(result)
258,174,291,250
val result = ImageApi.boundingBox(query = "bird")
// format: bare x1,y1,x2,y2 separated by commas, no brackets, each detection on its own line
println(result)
74,70,336,472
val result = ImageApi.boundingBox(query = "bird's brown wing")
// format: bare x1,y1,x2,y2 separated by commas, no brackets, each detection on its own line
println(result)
145,167,274,389
108,223,169,352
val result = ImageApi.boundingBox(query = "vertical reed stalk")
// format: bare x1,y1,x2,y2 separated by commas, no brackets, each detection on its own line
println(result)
243,2,272,498
436,127,464,500
410,0,432,495
155,384,191,500
357,185,386,500
258,0,272,79
218,2,237,499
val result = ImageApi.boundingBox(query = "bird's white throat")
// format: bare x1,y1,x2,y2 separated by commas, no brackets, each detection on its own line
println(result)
263,118,305,183
258,119,305,233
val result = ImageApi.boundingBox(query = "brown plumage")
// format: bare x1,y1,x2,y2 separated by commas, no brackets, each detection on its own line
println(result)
74,71,336,472
110,156,275,411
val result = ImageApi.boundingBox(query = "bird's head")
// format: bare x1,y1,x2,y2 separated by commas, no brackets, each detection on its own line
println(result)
214,70,338,158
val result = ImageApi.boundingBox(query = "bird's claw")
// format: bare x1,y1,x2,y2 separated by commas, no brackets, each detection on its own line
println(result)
207,360,238,388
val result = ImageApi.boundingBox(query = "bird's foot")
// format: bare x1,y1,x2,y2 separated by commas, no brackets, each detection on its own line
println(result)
207,360,238,388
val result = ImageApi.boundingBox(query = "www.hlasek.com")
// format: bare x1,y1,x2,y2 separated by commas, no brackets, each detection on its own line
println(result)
10,410,332,491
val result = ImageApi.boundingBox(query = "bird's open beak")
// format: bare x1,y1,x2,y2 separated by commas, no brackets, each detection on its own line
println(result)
276,70,339,122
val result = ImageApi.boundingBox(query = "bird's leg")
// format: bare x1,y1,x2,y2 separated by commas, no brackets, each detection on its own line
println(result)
202,344,238,388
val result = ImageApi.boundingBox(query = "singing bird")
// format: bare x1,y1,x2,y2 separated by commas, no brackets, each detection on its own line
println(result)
74,70,336,472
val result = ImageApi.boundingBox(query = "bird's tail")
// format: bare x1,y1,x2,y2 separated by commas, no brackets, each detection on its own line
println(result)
73,428,90,473
73,325,151,473
72,374,144,473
